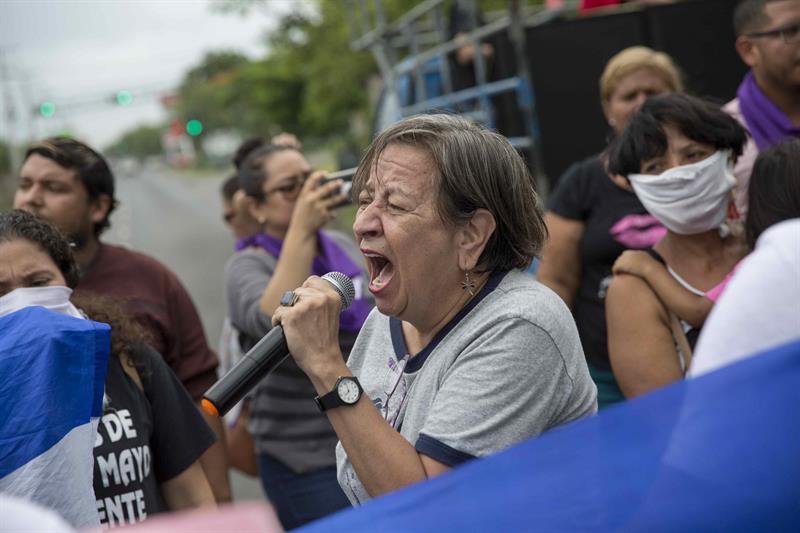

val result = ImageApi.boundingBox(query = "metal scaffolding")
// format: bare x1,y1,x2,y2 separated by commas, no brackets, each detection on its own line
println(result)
343,0,577,190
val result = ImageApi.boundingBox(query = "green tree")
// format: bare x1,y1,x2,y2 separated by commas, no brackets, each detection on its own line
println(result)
176,51,249,132
181,0,526,147
0,139,10,175
107,124,164,162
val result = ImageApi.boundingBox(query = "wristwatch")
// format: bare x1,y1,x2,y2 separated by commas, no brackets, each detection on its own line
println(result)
314,376,363,412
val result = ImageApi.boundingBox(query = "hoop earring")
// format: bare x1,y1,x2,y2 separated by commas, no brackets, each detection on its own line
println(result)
460,270,476,296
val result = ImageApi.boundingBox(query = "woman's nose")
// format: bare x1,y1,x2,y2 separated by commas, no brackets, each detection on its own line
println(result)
353,203,381,240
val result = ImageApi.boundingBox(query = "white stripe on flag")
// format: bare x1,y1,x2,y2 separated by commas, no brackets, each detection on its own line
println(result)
0,420,100,529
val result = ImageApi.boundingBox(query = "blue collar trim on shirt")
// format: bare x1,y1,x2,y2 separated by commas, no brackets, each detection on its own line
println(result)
389,270,508,373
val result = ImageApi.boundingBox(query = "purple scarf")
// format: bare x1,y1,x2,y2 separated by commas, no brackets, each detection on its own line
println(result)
738,71,800,151
239,232,371,333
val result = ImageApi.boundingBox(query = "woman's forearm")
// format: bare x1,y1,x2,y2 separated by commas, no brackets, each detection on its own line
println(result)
308,362,446,498
641,265,712,328
538,213,584,308
161,461,216,511
259,228,317,316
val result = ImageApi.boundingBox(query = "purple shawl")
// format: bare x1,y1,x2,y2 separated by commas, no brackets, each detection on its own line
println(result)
237,232,370,333
738,71,800,151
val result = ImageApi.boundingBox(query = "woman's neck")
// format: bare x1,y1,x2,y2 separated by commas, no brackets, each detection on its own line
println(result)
263,225,287,241
655,229,743,290
402,272,490,355
657,229,726,261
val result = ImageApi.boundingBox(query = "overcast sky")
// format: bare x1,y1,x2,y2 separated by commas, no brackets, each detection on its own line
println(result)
0,0,307,148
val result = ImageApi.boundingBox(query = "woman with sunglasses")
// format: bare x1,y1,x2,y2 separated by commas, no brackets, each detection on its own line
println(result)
224,143,372,529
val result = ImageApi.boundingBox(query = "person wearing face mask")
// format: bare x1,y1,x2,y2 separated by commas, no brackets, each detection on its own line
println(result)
12,137,230,503
538,46,683,408
224,143,372,529
604,93,748,399
0,210,217,527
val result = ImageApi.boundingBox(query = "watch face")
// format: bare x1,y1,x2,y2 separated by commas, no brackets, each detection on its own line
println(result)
337,378,361,404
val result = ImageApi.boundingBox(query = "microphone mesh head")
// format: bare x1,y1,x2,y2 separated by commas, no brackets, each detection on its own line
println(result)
322,272,355,310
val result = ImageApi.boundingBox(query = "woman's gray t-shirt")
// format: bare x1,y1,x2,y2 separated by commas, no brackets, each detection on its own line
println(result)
337,269,597,504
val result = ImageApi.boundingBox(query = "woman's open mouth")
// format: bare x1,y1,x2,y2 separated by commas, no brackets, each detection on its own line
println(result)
362,250,395,294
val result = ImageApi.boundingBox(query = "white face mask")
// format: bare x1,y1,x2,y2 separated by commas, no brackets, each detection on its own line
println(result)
628,150,735,235
0,286,85,319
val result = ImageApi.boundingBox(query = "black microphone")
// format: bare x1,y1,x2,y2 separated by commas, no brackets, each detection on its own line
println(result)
202,272,355,417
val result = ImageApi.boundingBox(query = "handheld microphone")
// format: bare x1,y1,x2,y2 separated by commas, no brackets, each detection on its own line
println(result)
202,272,355,417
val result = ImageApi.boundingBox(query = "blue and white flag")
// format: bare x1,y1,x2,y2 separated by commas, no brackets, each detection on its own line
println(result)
300,339,800,532
0,306,110,529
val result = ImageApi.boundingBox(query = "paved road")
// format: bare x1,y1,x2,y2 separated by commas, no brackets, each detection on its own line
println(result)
105,163,264,501
106,165,232,343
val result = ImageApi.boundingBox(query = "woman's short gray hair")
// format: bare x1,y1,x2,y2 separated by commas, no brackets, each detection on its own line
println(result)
352,114,547,272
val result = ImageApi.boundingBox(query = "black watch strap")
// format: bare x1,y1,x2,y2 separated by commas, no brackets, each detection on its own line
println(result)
314,376,363,412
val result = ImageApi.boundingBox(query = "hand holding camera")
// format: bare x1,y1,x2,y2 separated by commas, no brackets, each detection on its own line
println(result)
319,167,356,208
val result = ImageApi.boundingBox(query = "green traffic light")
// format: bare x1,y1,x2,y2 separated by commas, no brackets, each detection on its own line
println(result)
40,101,56,118
186,119,203,137
116,90,134,106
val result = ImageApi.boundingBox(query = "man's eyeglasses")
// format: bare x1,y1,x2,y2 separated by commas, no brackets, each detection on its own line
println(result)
263,171,312,200
747,22,800,44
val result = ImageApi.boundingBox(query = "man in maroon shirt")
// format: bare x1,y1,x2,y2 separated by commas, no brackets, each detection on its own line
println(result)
13,137,231,503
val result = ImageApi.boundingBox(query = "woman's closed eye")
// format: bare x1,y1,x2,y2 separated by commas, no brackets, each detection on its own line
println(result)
357,194,373,208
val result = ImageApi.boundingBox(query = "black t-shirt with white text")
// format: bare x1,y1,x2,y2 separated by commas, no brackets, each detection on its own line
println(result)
93,344,215,527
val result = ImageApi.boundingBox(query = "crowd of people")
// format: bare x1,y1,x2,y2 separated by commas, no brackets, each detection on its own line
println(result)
1,0,798,530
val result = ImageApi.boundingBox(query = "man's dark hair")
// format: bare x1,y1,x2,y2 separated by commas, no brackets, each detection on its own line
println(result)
24,137,117,236
0,209,80,288
233,137,265,170
733,0,783,36
607,94,747,178
745,138,800,249
220,173,240,202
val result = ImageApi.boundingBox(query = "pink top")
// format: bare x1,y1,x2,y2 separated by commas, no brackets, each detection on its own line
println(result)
706,261,743,303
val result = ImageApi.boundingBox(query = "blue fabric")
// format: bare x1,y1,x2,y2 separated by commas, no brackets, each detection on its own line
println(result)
0,307,111,478
299,340,800,532
258,452,351,531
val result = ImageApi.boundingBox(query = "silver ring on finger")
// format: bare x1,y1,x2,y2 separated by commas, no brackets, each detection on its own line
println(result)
280,290,300,307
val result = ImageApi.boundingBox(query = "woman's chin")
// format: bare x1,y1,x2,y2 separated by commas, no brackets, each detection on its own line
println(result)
372,288,403,318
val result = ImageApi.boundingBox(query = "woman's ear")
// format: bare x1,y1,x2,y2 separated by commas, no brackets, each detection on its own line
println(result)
244,194,266,225
458,208,496,271
609,173,634,192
